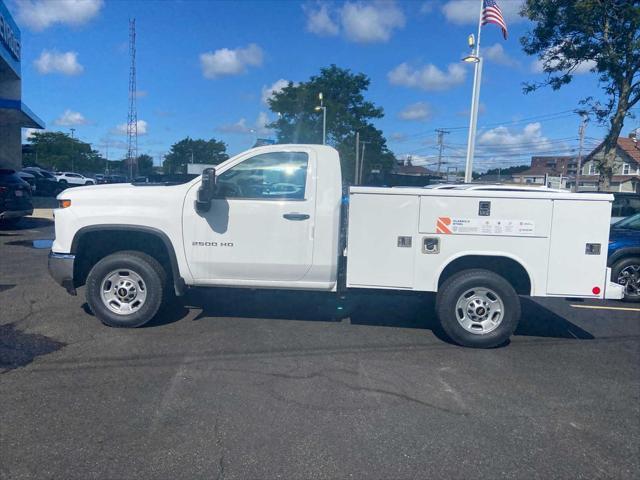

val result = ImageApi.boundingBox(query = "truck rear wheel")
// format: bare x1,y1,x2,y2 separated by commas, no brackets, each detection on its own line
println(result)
436,269,520,348
86,251,166,328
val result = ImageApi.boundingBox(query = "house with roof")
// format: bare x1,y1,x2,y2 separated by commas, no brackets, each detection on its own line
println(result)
579,134,640,193
511,155,577,189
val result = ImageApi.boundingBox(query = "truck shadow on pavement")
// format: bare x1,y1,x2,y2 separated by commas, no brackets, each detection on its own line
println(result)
144,289,594,343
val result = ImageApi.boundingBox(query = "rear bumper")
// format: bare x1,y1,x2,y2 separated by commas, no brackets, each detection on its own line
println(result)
0,208,33,219
48,252,77,295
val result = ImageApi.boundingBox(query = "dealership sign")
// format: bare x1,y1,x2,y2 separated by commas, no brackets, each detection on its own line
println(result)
0,13,20,61
0,0,20,76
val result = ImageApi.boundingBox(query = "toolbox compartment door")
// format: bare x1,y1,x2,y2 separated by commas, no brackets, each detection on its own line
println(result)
346,193,418,288
546,200,611,296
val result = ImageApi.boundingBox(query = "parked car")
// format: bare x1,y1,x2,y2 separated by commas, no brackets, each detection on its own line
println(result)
608,213,640,302
610,192,640,223
104,174,129,184
95,174,106,184
55,172,96,187
17,171,36,193
22,167,62,196
0,169,33,226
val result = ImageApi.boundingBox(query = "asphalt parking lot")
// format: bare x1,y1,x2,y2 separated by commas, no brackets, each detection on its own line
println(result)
1,217,639,479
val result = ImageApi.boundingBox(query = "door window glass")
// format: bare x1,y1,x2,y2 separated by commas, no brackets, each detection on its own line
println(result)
217,152,308,200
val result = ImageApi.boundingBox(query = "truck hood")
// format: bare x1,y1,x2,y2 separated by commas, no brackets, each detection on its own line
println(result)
57,181,195,207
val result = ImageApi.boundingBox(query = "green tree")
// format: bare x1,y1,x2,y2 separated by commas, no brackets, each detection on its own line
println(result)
24,131,106,174
521,0,640,190
163,137,228,174
136,154,154,176
267,65,396,183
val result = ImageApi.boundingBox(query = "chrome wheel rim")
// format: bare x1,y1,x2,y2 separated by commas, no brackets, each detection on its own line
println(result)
455,287,505,335
617,264,640,298
100,269,147,315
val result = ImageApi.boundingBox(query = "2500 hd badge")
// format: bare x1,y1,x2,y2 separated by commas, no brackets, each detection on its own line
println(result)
192,241,234,247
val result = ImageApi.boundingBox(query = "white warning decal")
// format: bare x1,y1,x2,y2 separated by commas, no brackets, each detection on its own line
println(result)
448,218,535,236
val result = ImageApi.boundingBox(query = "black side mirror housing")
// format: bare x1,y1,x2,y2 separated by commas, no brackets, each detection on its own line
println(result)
195,168,216,213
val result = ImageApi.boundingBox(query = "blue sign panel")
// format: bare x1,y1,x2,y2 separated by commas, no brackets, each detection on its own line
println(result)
0,0,20,78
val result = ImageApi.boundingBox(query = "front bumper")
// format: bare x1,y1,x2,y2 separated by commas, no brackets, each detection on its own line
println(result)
48,252,77,295
0,208,33,219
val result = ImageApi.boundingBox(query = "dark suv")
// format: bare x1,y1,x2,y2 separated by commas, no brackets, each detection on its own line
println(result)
0,169,33,226
22,167,62,197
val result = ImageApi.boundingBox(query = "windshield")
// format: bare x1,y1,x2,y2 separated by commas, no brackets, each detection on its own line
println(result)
613,213,640,231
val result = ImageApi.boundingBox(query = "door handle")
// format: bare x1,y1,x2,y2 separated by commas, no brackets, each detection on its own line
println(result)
283,213,310,221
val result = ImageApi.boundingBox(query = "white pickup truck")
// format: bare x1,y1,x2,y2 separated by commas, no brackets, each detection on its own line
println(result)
48,144,623,348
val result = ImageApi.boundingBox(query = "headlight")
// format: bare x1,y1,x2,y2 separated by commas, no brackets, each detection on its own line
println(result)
58,199,72,208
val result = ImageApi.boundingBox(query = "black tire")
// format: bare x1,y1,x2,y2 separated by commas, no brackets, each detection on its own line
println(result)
611,256,640,303
85,181,94,185
436,269,521,348
86,250,167,327
0,217,22,227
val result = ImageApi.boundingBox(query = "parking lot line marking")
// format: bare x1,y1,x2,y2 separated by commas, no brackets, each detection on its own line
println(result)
570,304,640,312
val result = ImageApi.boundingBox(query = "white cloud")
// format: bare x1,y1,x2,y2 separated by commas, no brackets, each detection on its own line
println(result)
217,112,272,135
388,62,466,91
442,0,524,25
33,50,83,75
390,132,407,142
531,56,596,75
16,0,104,31
135,90,148,98
304,3,339,36
114,120,148,136
22,128,39,142
479,122,550,151
261,79,291,105
304,1,405,43
53,109,89,126
399,102,432,121
419,2,435,15
200,43,263,79
483,43,518,66
340,1,405,43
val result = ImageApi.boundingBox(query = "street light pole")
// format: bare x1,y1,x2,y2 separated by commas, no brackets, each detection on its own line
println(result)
315,92,327,145
463,0,485,183
69,128,76,172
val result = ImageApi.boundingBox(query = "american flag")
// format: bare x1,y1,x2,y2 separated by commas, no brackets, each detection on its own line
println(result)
482,0,508,40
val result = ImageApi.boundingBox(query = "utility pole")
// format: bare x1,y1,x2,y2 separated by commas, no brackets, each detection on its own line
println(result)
575,114,588,192
359,140,371,185
69,128,76,172
435,129,450,175
355,131,360,185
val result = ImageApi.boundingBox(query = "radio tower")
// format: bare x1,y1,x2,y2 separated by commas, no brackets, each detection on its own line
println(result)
126,18,137,178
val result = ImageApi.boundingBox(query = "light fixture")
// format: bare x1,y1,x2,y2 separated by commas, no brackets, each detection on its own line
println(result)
467,34,475,49
318,92,323,101
462,54,480,63
315,106,322,112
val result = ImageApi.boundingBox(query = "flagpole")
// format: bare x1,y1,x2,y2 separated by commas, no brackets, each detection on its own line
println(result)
464,0,485,183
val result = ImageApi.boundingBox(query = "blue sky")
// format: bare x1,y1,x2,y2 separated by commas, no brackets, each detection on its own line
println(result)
11,0,635,170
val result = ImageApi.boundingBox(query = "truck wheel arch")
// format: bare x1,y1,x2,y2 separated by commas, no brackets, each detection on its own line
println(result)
436,254,533,296
71,225,185,296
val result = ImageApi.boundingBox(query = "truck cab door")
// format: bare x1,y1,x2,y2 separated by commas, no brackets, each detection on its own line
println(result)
182,149,316,283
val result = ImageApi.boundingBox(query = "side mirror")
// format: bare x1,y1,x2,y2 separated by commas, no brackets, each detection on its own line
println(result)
195,167,216,213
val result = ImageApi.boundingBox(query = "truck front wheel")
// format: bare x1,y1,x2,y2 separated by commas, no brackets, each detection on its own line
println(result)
436,269,520,348
86,251,166,328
